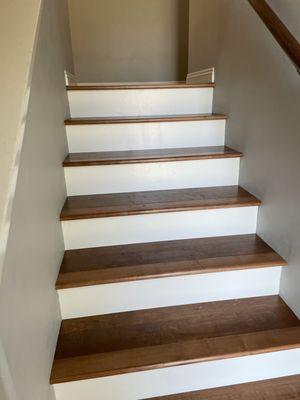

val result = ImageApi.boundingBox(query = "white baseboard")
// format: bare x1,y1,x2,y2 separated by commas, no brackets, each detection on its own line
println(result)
64,70,77,86
187,68,215,84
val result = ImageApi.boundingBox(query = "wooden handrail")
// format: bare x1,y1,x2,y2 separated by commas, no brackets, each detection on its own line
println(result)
248,0,300,73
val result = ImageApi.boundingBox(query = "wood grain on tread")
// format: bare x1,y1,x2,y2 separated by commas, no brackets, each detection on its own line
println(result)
51,296,300,383
60,186,261,221
63,146,242,167
147,374,300,399
67,83,215,90
65,113,227,125
57,234,286,288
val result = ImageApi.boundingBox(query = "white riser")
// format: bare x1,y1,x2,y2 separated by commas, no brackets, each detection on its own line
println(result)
62,207,258,250
65,159,240,196
66,120,226,152
53,348,300,400
59,267,282,319
68,88,213,117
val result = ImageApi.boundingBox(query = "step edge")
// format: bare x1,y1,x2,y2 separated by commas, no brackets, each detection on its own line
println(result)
62,149,243,167
66,83,215,91
60,200,262,221
64,114,228,126
50,326,300,384
56,258,286,289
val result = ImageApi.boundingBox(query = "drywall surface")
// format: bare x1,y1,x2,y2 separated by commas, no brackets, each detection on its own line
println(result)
268,0,300,41
0,0,73,399
0,0,41,286
189,0,300,316
68,0,189,82
188,0,224,74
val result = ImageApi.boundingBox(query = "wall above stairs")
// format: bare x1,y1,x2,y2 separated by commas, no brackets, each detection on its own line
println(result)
68,0,189,82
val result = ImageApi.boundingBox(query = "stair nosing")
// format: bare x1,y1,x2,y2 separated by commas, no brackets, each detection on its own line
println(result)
65,113,227,125
60,200,261,221
56,234,286,289
56,257,286,289
66,83,215,91
50,326,300,384
60,186,261,221
63,146,243,167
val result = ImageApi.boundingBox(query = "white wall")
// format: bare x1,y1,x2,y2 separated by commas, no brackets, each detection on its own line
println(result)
189,0,300,316
0,0,73,399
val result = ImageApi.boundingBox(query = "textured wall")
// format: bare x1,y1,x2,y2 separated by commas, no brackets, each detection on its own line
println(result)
68,0,189,82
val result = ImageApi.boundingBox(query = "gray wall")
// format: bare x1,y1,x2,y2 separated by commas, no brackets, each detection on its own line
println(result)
189,0,300,317
188,0,223,74
68,0,189,82
0,0,73,399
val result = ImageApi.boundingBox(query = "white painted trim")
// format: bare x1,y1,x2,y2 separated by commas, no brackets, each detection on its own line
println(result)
64,158,240,195
59,266,282,318
68,88,213,117
53,348,300,400
64,70,77,86
66,119,226,153
187,67,215,84
62,206,258,250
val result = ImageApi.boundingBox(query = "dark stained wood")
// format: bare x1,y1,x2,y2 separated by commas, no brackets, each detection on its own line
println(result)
60,186,261,221
65,113,227,125
57,234,286,288
51,327,300,383
67,83,215,90
63,146,242,167
248,0,300,72
51,296,300,383
146,374,300,399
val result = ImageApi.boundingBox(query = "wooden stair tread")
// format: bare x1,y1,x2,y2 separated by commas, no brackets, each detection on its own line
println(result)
51,296,300,383
57,234,286,288
63,146,242,167
67,83,215,90
65,113,227,125
146,374,300,399
60,186,261,221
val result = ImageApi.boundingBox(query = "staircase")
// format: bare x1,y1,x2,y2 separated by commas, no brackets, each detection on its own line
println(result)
51,83,300,399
